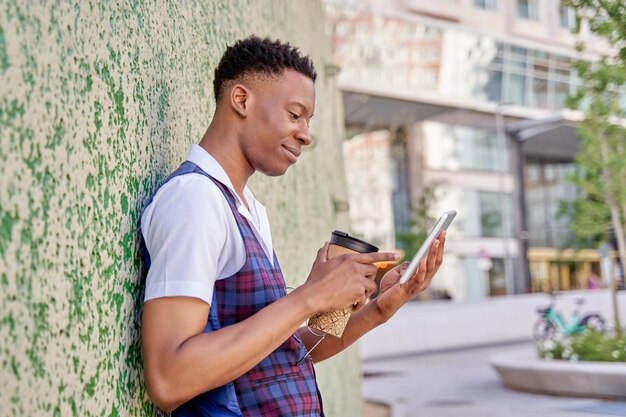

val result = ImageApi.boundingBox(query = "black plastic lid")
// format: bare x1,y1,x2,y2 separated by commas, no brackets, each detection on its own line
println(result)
330,231,379,253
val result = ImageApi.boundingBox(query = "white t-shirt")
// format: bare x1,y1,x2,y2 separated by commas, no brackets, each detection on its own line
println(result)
141,144,274,305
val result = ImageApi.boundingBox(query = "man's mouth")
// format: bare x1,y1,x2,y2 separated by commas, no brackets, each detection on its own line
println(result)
282,145,301,163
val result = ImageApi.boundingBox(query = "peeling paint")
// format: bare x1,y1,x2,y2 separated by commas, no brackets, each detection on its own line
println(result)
0,2,356,416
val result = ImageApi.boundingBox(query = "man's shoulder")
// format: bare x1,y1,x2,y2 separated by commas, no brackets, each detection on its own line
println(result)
152,172,225,205
142,172,231,229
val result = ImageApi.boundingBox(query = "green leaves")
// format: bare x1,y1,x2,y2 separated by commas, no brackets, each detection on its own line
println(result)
395,183,439,261
537,330,626,362
564,0,626,249
565,0,626,335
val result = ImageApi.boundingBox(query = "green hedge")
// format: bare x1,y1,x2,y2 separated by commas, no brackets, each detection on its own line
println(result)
537,331,626,362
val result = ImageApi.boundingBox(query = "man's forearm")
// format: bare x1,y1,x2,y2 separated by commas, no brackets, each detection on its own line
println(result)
298,299,389,363
143,286,317,412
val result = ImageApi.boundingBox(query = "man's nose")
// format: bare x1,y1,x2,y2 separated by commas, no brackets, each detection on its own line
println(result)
296,122,312,146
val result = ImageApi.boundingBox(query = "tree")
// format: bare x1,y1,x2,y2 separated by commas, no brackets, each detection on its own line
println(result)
565,0,626,335
396,183,439,260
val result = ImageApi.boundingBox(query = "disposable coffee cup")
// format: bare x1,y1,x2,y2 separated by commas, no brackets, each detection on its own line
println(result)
307,231,379,338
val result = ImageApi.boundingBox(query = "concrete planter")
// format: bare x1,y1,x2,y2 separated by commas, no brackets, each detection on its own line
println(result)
491,349,626,400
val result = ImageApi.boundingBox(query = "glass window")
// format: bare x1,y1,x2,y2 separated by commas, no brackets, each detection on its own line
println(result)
429,48,441,61
471,41,504,103
508,73,527,105
553,60,573,108
525,160,579,248
460,127,502,172
462,256,512,298
544,163,555,182
530,77,549,108
474,0,497,10
425,70,438,87
560,2,576,30
462,257,488,300
489,258,507,296
518,0,529,18
532,50,550,68
518,0,539,20
509,46,528,74
328,9,582,113
554,55,572,70
460,189,512,238
427,123,507,173
479,192,503,237
530,52,549,108
423,26,442,39
491,45,505,68
410,68,422,86
485,69,503,102
526,163,540,183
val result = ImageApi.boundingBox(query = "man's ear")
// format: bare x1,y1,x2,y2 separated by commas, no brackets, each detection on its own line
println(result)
230,84,249,118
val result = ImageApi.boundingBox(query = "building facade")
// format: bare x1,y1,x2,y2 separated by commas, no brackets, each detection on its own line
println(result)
325,0,616,300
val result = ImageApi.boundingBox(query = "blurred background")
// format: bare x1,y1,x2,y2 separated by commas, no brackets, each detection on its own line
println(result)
320,1,626,416
323,0,623,301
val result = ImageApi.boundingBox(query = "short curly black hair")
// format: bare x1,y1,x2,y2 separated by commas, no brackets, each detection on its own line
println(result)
213,35,317,103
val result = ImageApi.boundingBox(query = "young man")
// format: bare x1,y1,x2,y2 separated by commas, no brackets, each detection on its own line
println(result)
140,36,446,416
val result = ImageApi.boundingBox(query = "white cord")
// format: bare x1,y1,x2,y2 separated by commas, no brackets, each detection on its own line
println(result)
297,326,326,364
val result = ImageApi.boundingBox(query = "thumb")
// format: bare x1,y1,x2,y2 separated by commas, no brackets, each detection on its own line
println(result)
389,261,409,277
316,241,330,263
394,262,411,286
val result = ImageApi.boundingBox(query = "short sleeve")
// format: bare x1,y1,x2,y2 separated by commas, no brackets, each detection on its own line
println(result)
141,175,232,305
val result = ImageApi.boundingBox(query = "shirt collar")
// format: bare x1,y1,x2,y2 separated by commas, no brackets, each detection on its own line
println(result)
186,143,257,205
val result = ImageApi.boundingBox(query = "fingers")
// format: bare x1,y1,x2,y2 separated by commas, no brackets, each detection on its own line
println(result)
353,251,400,265
311,247,399,312
389,261,409,281
436,231,446,265
426,239,440,274
361,262,378,280
421,231,446,278
316,242,330,263
353,279,377,311
416,258,427,283
405,242,441,290
330,253,379,279
402,257,427,289
387,261,407,274
352,299,366,311
364,277,376,298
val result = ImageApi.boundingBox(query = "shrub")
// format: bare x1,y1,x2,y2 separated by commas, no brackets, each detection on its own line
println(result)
537,331,626,362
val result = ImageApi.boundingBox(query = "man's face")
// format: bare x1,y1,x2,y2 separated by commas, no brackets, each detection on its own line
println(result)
240,69,316,176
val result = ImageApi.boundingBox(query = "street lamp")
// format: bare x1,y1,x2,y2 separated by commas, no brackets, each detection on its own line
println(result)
495,103,515,294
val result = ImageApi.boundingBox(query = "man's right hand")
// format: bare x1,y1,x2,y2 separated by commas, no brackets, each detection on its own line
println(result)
301,242,400,313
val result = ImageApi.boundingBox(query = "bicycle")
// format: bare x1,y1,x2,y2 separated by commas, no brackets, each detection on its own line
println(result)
533,294,606,342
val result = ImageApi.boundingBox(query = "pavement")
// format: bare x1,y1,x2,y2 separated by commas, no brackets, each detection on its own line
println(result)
361,342,626,417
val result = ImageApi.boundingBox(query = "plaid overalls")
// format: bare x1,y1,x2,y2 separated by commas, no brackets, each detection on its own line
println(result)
143,161,324,416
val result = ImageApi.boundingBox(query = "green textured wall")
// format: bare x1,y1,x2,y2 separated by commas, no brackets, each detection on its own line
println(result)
0,1,358,416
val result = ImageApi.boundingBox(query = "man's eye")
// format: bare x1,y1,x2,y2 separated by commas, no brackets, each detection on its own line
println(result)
289,112,300,120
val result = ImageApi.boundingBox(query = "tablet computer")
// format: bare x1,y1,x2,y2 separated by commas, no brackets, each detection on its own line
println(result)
399,210,457,284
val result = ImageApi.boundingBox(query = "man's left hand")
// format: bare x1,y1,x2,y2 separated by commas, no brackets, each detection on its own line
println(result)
374,231,446,322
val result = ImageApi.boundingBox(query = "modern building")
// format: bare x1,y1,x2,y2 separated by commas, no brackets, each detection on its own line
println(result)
324,0,620,300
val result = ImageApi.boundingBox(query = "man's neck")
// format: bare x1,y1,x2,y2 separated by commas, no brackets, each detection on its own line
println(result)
198,121,253,203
